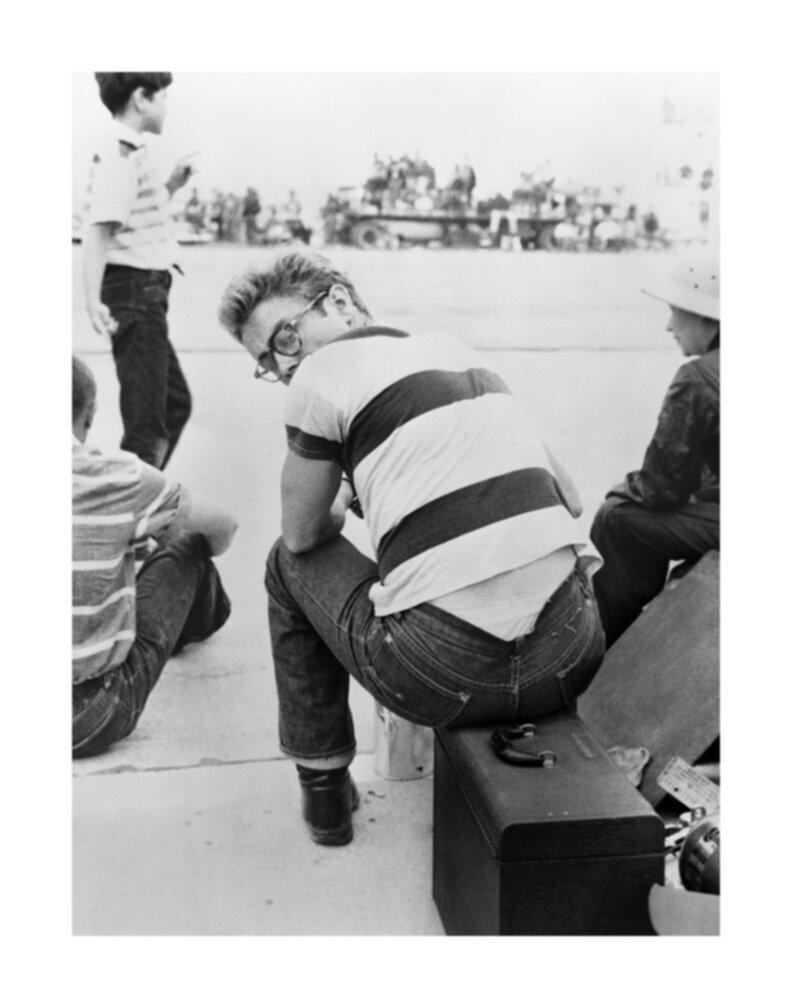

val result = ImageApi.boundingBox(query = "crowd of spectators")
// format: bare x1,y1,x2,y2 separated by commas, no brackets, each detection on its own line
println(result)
179,187,307,244
361,154,478,215
176,159,714,252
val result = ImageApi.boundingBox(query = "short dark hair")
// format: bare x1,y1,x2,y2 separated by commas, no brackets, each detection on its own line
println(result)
94,72,173,114
72,356,97,425
218,251,371,342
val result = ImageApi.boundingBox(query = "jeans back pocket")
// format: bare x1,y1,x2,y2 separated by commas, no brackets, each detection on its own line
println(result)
363,624,470,728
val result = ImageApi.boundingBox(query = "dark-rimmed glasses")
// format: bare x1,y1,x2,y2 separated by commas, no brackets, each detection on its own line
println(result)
253,291,328,382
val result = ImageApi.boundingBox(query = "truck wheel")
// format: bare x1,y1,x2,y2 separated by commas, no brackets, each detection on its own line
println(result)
351,221,387,250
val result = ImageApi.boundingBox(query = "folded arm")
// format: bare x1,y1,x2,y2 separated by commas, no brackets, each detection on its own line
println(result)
281,451,353,554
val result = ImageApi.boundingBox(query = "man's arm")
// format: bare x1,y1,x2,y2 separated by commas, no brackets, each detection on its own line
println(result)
83,223,118,338
171,485,239,556
544,446,583,519
281,451,352,554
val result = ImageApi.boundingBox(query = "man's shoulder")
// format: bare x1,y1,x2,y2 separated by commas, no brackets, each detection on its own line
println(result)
297,328,484,393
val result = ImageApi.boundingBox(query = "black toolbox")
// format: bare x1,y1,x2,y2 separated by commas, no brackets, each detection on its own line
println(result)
433,710,665,935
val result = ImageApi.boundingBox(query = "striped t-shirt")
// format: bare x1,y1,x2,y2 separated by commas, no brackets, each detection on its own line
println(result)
72,438,181,684
285,326,590,620
83,119,180,271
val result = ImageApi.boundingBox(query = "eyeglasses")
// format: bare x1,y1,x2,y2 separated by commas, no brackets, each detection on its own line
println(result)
253,291,329,382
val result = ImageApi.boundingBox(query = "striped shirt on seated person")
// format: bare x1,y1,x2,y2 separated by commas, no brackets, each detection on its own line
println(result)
285,326,596,639
72,438,183,685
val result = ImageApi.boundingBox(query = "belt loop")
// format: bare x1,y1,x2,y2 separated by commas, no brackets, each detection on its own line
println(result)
512,634,526,655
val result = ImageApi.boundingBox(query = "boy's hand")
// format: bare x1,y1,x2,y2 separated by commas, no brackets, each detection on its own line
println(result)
166,158,196,195
87,299,118,338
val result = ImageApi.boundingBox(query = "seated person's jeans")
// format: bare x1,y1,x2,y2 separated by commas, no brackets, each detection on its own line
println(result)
591,496,719,646
265,535,605,770
72,533,230,758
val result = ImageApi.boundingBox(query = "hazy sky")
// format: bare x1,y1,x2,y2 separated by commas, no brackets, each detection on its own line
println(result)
72,72,717,215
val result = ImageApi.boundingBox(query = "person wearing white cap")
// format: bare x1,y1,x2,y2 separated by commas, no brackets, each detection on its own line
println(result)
590,251,720,646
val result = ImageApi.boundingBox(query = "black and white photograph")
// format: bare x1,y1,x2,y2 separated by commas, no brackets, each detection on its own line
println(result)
69,67,721,937
8,4,786,997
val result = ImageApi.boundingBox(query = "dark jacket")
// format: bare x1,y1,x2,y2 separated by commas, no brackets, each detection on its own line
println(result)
614,342,720,510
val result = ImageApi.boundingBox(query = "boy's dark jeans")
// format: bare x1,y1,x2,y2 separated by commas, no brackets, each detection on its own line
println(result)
102,265,192,469
265,535,605,770
590,496,719,646
72,533,230,758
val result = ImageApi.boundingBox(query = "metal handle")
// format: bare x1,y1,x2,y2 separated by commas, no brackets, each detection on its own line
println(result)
490,729,556,767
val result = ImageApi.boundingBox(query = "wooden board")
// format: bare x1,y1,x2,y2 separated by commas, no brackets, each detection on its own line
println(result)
578,551,719,806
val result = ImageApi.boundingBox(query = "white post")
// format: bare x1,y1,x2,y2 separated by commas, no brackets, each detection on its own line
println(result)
373,702,434,780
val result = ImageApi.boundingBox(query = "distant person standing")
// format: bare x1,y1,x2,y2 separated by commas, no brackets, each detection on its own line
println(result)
184,187,205,231
243,187,262,244
460,159,477,208
209,189,225,239
643,210,660,247
284,189,302,223
224,192,243,243
83,72,195,469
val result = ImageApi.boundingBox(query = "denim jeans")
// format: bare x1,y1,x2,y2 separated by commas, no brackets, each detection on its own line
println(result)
591,496,719,646
102,265,192,469
72,533,231,758
265,535,605,770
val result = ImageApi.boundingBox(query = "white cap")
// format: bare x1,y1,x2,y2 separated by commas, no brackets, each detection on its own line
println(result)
642,250,719,320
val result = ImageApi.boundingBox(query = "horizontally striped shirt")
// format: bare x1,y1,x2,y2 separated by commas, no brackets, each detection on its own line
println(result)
285,326,591,620
83,119,180,271
72,438,180,684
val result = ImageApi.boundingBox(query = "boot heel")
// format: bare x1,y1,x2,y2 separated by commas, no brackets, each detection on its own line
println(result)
297,766,359,847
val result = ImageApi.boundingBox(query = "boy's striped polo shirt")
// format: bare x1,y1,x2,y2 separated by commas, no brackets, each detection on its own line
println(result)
284,326,590,617
72,440,180,684
83,119,180,272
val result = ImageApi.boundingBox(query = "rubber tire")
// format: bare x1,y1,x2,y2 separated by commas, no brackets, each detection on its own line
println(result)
351,221,387,250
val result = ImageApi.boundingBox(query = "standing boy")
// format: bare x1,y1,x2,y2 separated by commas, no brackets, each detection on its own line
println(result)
83,72,195,469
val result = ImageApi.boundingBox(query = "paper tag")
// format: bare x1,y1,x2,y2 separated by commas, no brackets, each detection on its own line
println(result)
657,756,720,813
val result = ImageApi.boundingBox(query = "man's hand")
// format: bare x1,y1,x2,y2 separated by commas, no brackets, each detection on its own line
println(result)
87,298,118,338
166,158,196,196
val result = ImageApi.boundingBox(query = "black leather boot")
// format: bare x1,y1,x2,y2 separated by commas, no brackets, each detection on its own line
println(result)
296,765,360,846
